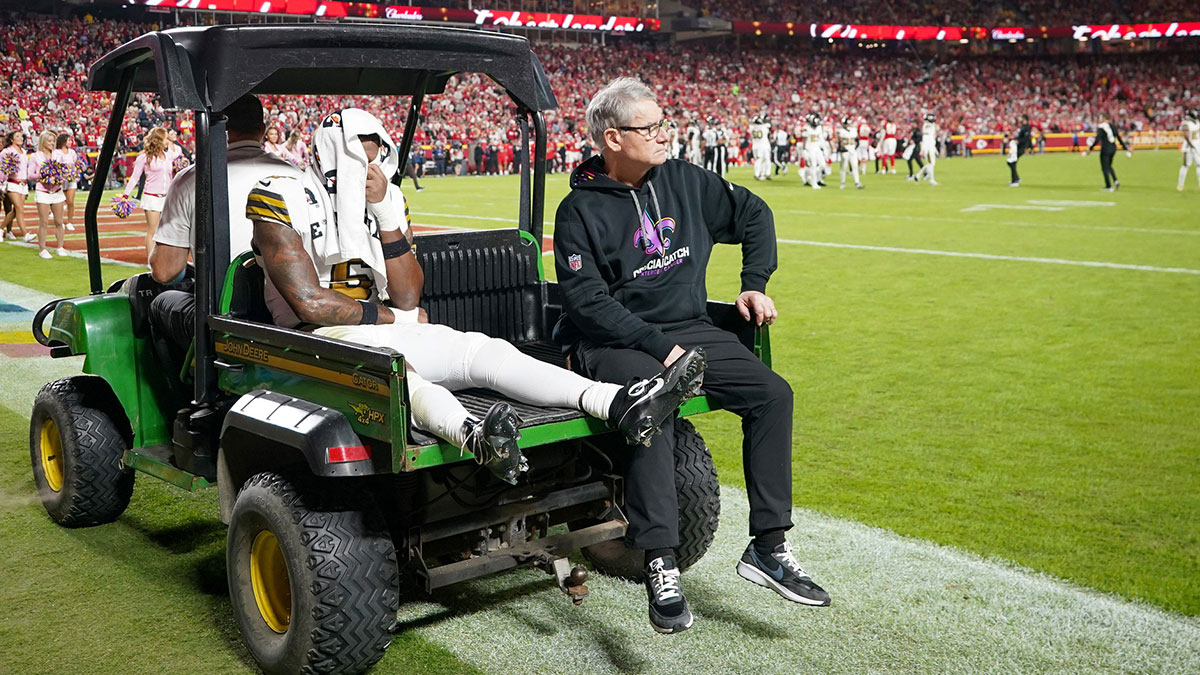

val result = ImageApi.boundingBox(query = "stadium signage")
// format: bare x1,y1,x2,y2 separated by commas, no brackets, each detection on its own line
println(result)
991,28,1026,40
467,10,653,32
130,1,659,32
1070,23,1200,40
734,21,966,39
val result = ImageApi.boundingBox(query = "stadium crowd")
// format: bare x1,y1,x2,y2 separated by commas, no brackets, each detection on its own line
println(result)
689,0,1196,24
3,13,1199,180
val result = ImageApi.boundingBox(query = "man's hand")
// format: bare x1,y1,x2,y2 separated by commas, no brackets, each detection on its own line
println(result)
736,290,778,326
365,164,388,204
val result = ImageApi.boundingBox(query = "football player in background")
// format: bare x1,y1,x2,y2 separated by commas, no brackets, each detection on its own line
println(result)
1179,108,1199,192
835,117,864,189
914,113,940,186
880,119,898,174
750,115,773,181
800,113,827,189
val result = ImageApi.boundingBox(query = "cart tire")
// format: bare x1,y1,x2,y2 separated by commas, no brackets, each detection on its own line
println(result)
579,418,720,581
228,471,399,675
29,377,134,527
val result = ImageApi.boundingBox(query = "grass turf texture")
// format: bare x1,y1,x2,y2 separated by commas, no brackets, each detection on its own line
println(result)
0,150,1195,672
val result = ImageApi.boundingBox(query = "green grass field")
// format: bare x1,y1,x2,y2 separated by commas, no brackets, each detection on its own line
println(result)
1,150,1197,673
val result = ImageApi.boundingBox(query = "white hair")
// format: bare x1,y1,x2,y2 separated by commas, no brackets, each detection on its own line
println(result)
585,77,656,148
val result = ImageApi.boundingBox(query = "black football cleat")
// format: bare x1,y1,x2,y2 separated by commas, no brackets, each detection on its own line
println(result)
609,347,706,446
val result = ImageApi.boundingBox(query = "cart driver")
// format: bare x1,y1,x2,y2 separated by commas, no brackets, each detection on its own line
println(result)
147,94,300,388
246,108,707,483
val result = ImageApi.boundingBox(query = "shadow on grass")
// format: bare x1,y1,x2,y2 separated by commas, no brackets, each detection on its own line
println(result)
62,508,256,672
394,574,653,673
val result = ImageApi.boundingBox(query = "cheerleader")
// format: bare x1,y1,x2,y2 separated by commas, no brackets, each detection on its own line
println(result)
30,131,68,259
124,127,173,254
0,130,30,243
56,133,81,231
263,125,284,157
279,129,306,169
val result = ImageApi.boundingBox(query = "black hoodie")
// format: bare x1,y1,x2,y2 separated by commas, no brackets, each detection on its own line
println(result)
553,155,777,362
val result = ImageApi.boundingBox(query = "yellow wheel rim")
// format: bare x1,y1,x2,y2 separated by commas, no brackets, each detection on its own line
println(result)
250,530,292,634
39,419,64,493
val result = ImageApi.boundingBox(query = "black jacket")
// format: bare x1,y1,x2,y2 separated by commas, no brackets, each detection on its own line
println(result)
552,156,777,361
1091,122,1128,153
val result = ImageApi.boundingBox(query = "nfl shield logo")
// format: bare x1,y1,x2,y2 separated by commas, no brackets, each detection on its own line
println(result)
568,254,582,271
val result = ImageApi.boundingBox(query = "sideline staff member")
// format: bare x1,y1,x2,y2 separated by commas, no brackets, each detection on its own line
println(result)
553,78,830,635
147,94,301,384
1084,116,1132,192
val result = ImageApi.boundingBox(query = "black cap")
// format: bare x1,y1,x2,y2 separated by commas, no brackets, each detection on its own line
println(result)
220,94,265,136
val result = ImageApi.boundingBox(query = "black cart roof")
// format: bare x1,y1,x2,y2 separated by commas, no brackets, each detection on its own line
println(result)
87,23,558,113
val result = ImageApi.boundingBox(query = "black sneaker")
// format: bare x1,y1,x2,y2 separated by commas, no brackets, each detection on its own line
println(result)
645,555,693,634
608,347,707,446
737,541,830,606
462,401,527,485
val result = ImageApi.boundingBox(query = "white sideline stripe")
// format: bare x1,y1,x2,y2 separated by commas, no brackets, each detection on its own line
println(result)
781,208,1200,236
397,486,1200,674
0,353,81,417
778,239,1200,275
0,280,59,312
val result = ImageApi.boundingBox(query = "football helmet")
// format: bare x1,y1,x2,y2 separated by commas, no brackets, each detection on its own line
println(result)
924,112,936,123
1186,109,1199,123
841,116,852,129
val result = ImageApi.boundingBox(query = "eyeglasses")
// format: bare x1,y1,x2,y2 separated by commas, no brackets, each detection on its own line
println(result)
616,118,669,140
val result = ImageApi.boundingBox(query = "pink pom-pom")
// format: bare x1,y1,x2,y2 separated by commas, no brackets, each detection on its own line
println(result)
171,154,189,174
110,194,138,219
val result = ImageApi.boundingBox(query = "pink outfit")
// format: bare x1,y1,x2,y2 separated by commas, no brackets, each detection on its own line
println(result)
0,146,28,183
125,152,173,196
30,150,63,193
279,143,307,169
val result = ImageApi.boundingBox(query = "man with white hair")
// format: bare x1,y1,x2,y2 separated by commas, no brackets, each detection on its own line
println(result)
553,78,830,635
247,108,705,485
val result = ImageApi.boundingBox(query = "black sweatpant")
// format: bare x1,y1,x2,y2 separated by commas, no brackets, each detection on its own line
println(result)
1008,160,1019,183
907,155,924,177
149,289,196,401
571,320,794,550
1100,149,1117,188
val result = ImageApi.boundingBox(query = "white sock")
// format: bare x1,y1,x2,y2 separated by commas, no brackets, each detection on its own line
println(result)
408,370,470,446
579,382,623,420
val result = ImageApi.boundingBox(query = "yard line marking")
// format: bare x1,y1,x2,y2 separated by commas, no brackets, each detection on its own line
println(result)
1025,200,1114,207
961,204,1066,213
781,208,1200,236
778,238,1200,274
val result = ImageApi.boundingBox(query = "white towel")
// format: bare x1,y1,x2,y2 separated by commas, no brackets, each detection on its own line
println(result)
309,108,401,287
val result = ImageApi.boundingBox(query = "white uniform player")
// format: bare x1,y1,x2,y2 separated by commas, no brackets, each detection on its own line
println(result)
835,118,863,189
915,113,939,186
800,114,827,189
686,122,702,166
1179,109,1200,191
749,116,772,180
667,121,681,161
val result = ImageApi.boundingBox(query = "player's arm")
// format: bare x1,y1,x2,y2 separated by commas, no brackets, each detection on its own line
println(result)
365,171,423,311
253,218,396,326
